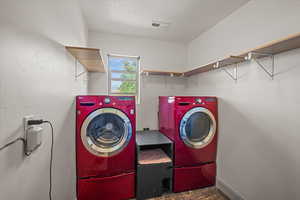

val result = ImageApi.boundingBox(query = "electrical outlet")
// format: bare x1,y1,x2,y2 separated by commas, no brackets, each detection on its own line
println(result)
23,115,43,155
26,126,43,154
24,115,34,137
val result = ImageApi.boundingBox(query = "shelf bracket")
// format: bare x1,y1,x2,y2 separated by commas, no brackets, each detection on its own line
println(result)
212,61,220,69
246,52,275,79
213,61,238,82
223,63,238,82
223,64,238,82
75,59,87,79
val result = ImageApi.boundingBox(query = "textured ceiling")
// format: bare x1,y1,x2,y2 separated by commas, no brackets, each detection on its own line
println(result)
79,0,250,43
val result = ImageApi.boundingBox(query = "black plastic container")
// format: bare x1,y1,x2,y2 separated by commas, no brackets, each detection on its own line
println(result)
136,130,173,200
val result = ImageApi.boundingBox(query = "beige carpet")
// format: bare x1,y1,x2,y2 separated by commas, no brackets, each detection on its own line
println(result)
149,187,229,200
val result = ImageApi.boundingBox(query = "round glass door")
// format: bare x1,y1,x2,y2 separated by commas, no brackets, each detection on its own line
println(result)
81,108,132,157
180,107,216,149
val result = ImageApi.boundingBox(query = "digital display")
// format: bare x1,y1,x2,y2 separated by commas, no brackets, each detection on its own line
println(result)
117,97,134,101
205,97,216,102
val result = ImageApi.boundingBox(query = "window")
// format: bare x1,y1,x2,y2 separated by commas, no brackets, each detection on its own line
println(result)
108,54,140,96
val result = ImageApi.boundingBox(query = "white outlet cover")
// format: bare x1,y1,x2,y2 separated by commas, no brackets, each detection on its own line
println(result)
23,115,36,140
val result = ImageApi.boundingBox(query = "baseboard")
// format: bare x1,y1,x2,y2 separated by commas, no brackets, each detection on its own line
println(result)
216,178,245,200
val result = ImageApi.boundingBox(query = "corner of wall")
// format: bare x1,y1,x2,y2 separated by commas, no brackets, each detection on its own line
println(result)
217,178,245,200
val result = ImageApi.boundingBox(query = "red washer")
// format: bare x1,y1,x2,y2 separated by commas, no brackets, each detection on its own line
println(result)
159,96,218,192
76,96,136,200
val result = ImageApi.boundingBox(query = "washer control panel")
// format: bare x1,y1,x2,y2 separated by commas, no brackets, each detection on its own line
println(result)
104,97,111,104
195,98,202,104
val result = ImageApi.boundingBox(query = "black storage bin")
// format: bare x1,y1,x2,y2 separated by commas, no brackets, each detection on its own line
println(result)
137,162,172,199
136,131,173,200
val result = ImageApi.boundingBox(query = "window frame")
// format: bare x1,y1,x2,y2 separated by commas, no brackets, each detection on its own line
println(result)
107,54,140,97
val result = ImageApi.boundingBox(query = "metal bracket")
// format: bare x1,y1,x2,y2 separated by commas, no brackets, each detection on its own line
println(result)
212,61,220,69
213,61,238,82
75,59,87,79
246,52,274,79
223,63,238,82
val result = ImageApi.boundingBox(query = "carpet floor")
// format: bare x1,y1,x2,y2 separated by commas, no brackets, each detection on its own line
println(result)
148,187,229,200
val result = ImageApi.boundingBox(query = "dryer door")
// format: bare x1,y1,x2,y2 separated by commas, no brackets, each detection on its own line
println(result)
81,108,132,157
180,107,216,149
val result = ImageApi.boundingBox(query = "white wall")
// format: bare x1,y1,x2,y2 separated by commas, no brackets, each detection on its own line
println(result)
0,0,88,199
187,0,300,199
88,32,188,130
2,0,300,199
188,0,300,68
89,31,188,72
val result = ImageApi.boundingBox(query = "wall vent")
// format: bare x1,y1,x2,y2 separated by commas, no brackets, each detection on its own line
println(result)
151,20,171,28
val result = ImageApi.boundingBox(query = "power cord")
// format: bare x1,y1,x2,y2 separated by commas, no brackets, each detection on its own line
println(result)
0,137,31,156
0,119,54,200
29,120,54,200
0,137,26,151
43,120,54,200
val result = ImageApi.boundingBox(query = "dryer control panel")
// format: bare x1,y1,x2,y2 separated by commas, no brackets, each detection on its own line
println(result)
175,97,217,106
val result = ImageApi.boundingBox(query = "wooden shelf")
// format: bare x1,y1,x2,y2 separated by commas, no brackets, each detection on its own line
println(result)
219,56,245,67
65,32,300,76
141,69,183,77
238,32,300,59
184,56,244,77
184,32,300,77
183,62,215,77
138,149,172,165
65,46,105,72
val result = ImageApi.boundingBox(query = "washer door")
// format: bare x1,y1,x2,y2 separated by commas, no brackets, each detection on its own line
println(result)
180,107,216,149
81,108,132,157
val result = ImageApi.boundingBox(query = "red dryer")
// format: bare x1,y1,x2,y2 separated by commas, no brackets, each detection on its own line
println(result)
76,96,136,200
159,96,218,192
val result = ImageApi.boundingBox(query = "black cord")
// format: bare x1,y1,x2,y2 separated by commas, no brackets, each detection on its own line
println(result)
0,120,54,200
43,121,54,200
0,137,26,151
